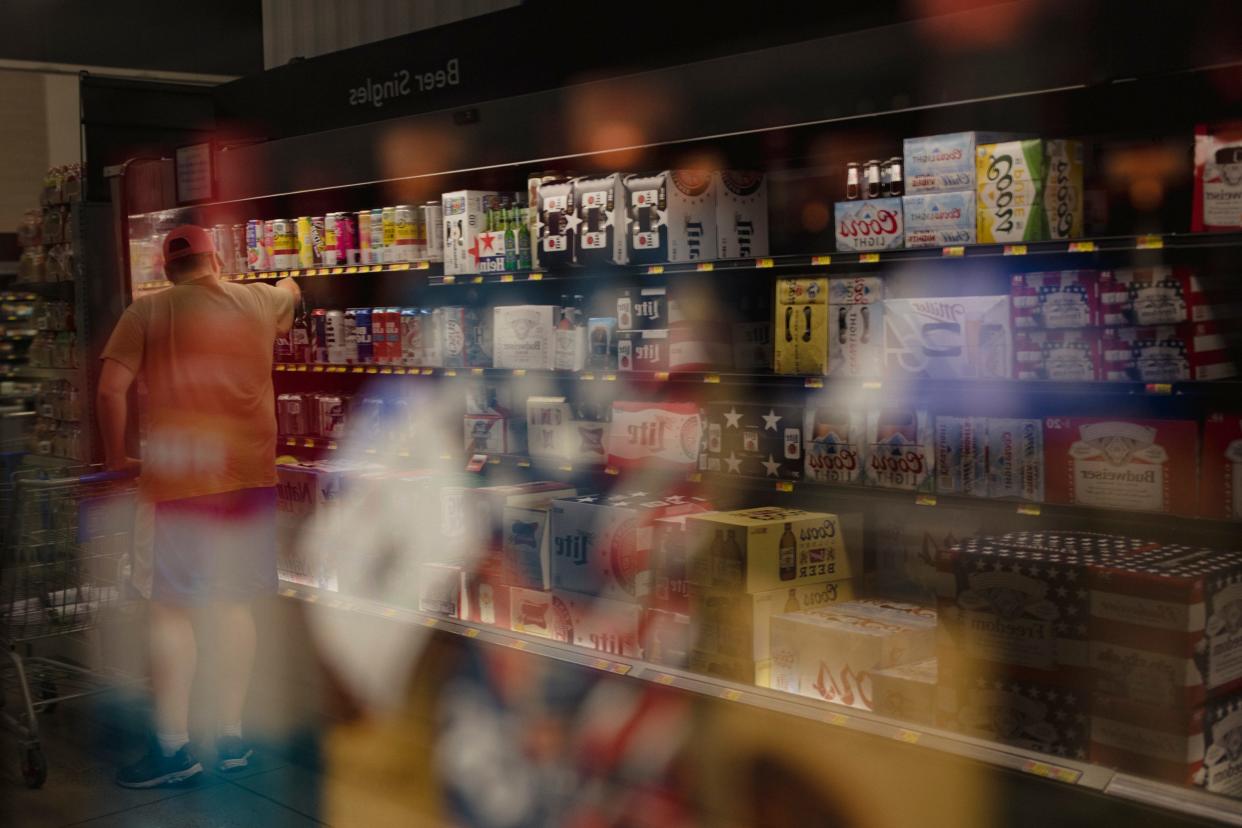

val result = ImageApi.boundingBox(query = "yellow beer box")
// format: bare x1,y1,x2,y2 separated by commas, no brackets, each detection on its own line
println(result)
692,578,855,662
687,507,850,594
976,139,1048,244
773,277,828,376
1043,139,1084,240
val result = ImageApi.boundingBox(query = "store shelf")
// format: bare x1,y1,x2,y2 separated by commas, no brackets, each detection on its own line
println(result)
21,367,81,380
274,579,1242,825
225,261,431,282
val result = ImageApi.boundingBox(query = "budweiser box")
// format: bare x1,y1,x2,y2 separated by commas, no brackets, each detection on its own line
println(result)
536,178,575,268
650,516,693,615
702,402,804,481
1092,692,1242,794
1011,271,1100,330
1091,544,1242,707
459,481,578,551
935,416,988,498
501,505,552,589
863,407,935,493
987,418,1045,502
769,604,936,710
902,191,976,247
526,396,610,466
976,139,1047,243
642,608,692,668
617,329,669,372
1193,123,1242,232
689,650,770,687
692,579,855,662
804,403,866,485
834,197,904,251
883,295,1011,379
624,171,717,264
873,658,938,726
607,401,702,472
828,276,884,378
443,190,500,275
773,277,828,376
1014,328,1102,381
1102,321,1241,382
549,491,711,604
493,305,555,370
1043,417,1198,515
1201,412,1242,520
904,131,1014,194
617,286,667,331
715,171,769,259
936,670,1089,760
1044,139,1084,240
686,507,851,594
1101,267,1242,327
573,173,628,266
418,562,465,617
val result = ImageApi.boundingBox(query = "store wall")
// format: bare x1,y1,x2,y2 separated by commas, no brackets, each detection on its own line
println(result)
262,0,519,69
0,70,49,232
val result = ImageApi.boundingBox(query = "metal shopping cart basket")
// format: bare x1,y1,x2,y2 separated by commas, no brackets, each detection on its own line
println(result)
0,466,139,788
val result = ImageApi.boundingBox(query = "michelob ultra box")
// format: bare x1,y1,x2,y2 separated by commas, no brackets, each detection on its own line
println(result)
883,295,1012,379
828,276,884,378
692,579,854,662
902,191,976,247
834,197,904,251
1044,139,1084,239
701,402,803,481
864,407,935,493
1201,412,1242,520
976,139,1047,243
624,171,717,264
904,131,1013,193
1043,417,1198,515
987,418,1045,502
935,416,988,498
803,403,866,485
573,173,628,266
607,401,702,472
715,171,769,259
442,190,500,275
774,277,828,376
686,507,851,594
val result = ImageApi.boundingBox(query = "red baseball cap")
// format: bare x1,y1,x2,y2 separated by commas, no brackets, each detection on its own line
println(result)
163,225,215,263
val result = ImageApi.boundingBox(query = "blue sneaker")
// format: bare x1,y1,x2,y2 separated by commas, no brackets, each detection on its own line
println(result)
216,735,254,772
116,745,202,788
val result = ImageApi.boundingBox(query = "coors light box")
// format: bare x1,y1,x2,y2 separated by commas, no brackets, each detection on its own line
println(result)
863,407,935,493
834,197,904,251
804,403,866,485
1043,417,1198,515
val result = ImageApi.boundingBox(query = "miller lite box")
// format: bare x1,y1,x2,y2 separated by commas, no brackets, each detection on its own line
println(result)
460,481,578,551
556,590,643,658
902,191,976,247
715,171,769,259
549,491,711,604
624,171,717,264
828,276,884,378
1044,139,1084,240
574,173,627,265
418,562,465,617
936,669,1090,760
493,305,556,370
1014,328,1102,381
863,407,935,493
1091,544,1242,708
702,402,803,481
442,190,500,275
872,658,938,725
1100,267,1242,327
617,329,669,372
693,578,854,662
536,178,575,267
803,403,866,485
834,197,904,251
1101,322,1240,382
651,515,693,615
1201,412,1242,520
774,277,828,376
883,295,1011,379
976,139,1047,243
934,416,988,498
904,131,1013,194
1043,417,1198,515
1092,692,1242,793
686,507,851,595
607,401,702,472
1011,271,1100,330
501,505,552,589
617,286,667,331
1193,123,1242,232
641,608,692,668
987,418,1045,502
769,604,936,710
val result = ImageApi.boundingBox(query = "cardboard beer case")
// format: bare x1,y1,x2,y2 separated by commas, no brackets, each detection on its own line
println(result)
1101,321,1241,383
902,191,976,247
1101,267,1242,327
873,658,938,725
1043,139,1085,240
934,416,988,498
526,396,610,466
668,291,732,371
642,608,693,668
689,649,770,687
650,515,694,615
863,407,935,493
834,197,905,251
774,277,829,376
883,295,1012,379
976,139,1048,243
536,178,576,268
418,562,466,617
1193,123,1242,232
442,190,501,276
986,418,1045,502
493,305,556,370
607,401,702,472
904,131,1014,194
828,276,884,378
1011,271,1100,330
275,462,354,591
692,578,855,663
573,173,628,266
1201,413,1242,521
617,286,668,332
715,171,769,259
501,505,553,590
803,402,866,485
460,481,578,551
463,561,512,628
624,171,717,264
702,401,804,481
1014,328,1102,381
508,586,570,642
617,329,670,372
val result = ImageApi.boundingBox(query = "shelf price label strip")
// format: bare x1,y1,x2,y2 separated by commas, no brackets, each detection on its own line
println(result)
1022,760,1083,785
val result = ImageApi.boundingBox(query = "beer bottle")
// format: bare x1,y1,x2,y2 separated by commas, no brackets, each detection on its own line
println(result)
779,522,797,581
504,206,518,271
784,587,800,613
516,206,532,270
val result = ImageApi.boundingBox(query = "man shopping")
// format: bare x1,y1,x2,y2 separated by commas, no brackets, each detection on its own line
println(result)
98,225,299,787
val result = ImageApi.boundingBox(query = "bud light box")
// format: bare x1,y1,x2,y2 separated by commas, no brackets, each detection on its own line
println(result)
714,171,769,259
804,403,866,485
828,276,884,378
442,190,500,275
607,401,702,471
573,173,628,265
904,131,1013,194
1200,412,1242,520
692,579,855,664
624,171,717,264
549,491,712,604
902,191,976,247
701,402,804,481
686,507,851,595
976,139,1047,244
863,407,935,493
536,178,576,268
834,197,904,251
883,295,1012,379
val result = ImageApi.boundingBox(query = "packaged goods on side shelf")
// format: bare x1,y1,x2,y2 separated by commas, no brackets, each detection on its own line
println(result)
1194,123,1242,233
1201,414,1242,520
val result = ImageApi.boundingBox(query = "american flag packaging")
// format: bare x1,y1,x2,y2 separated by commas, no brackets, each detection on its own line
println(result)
1010,271,1100,330
1101,321,1240,382
1201,413,1242,520
702,402,803,480
1014,328,1102,381
1100,267,1242,327
607,401,703,471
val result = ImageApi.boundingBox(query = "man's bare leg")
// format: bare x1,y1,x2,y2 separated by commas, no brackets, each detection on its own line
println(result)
212,601,258,767
149,601,197,756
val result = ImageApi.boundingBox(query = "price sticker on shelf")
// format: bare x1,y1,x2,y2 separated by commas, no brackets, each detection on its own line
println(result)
470,367,484,375
303,438,315,448
422,617,439,628
1017,503,1042,517
896,729,921,745
528,272,544,281
1068,241,1096,253
392,263,411,271
421,368,435,375
686,472,703,483
1145,382,1173,395
345,266,358,274
942,246,965,257
463,628,480,638
1136,234,1164,250
285,438,297,447
351,366,364,374
471,275,484,283
1022,760,1082,785
366,367,378,374
279,271,290,278
775,481,795,493
306,269,320,277
312,365,325,373
275,364,286,372
859,253,880,263
695,262,714,272
703,374,721,384
558,463,574,472
861,380,883,391
513,369,527,377
380,368,392,375
509,638,528,650
591,658,610,670
804,377,824,389
720,689,742,702
517,459,532,468
653,673,675,686
330,267,343,275
646,265,665,275
415,261,431,270
500,274,515,282
654,371,670,381
444,369,457,377
581,372,596,381
393,368,406,375
441,275,456,284
811,255,832,266
915,494,937,507
610,663,632,675
488,456,502,465
603,374,617,382
826,712,848,726
327,441,337,450
1003,244,1028,256
756,258,774,268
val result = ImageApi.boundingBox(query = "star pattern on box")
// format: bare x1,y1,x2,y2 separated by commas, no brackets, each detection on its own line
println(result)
576,495,599,503
725,452,743,474
762,409,782,431
724,408,743,428
761,455,781,477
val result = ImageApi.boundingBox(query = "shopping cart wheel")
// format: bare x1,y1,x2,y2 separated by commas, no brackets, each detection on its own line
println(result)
21,746,47,788
37,678,58,714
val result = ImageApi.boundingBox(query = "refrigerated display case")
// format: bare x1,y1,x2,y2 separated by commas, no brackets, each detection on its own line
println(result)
105,3,1242,824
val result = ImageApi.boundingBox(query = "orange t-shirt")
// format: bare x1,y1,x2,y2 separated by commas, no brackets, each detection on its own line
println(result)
101,277,294,503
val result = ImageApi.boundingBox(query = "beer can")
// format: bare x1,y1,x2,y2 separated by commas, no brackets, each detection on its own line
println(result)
357,210,372,264
323,213,339,267
369,208,384,264
337,212,358,265
230,224,246,273
246,219,265,271
394,205,415,263
310,215,325,265
401,308,420,366
210,225,230,269
263,220,276,269
353,397,385,443
311,308,328,363
380,207,396,264
318,394,347,439
421,202,444,262
303,392,322,436
296,217,315,268
272,218,296,269
412,207,428,261
277,393,307,436
370,307,389,363
325,309,352,364
349,307,373,364
384,306,403,364
864,160,882,199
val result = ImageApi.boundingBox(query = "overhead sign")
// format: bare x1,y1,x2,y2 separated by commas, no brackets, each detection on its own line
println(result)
348,58,461,108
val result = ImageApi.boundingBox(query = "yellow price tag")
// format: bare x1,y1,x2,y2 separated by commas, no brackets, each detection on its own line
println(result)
305,269,319,276
393,367,406,375
1146,382,1173,395
330,267,343,275
528,272,543,281
285,438,296,447
510,638,527,650
275,364,286,372
423,617,439,627
775,481,795,493
1003,244,1028,256
442,275,456,284
1068,241,1096,253
501,274,515,282
915,494,937,507
755,258,774,268
421,368,435,375
696,262,714,272
896,729,921,745
517,459,532,468
721,689,741,702
592,658,610,670
1017,503,1042,516
605,466,620,476
513,369,527,377
804,377,824,388
811,255,832,266
345,266,358,274
942,246,965,257
654,673,675,686
862,380,883,391
278,271,290,278
581,372,596,381
380,368,392,374
859,253,880,263
558,464,574,472
394,262,411,271
471,367,485,375
703,374,721,384
654,371,670,381
415,261,430,270
444,369,457,377
352,366,364,374
646,265,665,275
463,628,480,638
603,374,617,382
471,275,484,283
610,663,632,675
366,367,378,374
826,712,848,726
302,438,315,448
1136,234,1163,250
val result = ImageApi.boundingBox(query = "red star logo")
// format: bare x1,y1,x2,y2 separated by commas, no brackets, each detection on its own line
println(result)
467,238,480,263
480,232,497,253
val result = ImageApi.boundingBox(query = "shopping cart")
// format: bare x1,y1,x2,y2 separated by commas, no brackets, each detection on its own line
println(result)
0,466,139,788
